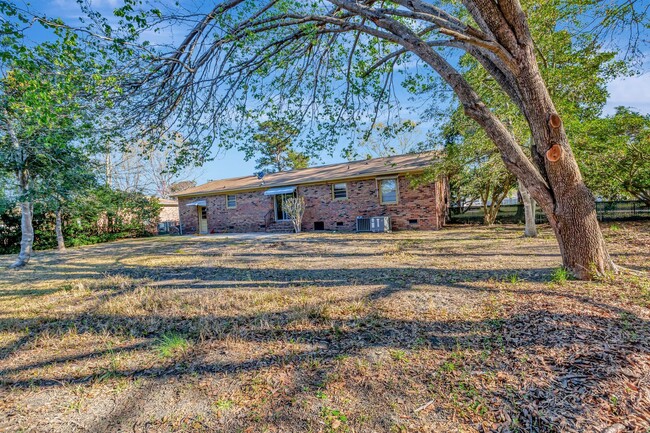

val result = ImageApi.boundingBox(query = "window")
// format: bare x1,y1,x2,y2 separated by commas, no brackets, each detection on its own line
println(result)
200,207,207,219
226,194,236,208
332,183,348,200
379,178,398,204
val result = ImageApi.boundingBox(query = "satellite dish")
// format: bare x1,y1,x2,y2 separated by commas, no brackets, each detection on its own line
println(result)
256,171,265,179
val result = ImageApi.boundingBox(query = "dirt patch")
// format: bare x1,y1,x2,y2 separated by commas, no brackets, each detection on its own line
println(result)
1,223,649,432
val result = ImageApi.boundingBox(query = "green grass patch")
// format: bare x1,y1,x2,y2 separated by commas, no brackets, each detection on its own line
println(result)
213,399,234,411
550,267,571,284
390,349,409,362
155,333,190,359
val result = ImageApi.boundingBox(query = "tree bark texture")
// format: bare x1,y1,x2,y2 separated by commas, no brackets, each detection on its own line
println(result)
10,178,34,269
403,0,614,278
514,47,613,278
519,180,537,237
55,208,66,251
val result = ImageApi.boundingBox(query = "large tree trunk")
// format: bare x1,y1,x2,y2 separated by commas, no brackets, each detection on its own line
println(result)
546,192,612,278
519,180,537,237
407,1,615,279
10,178,34,269
517,54,613,278
483,211,495,225
11,202,34,268
55,208,66,251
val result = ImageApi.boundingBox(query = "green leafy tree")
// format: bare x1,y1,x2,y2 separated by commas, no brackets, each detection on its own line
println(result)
0,30,110,267
575,107,650,205
435,124,517,225
0,187,161,254
430,0,627,230
34,146,97,251
249,120,309,173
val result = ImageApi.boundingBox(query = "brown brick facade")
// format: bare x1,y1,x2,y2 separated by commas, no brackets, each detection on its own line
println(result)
159,205,179,223
178,175,447,234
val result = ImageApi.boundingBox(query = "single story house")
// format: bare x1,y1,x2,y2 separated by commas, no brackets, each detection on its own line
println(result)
172,151,448,234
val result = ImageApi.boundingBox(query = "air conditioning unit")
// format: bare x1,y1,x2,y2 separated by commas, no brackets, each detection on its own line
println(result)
370,216,391,232
356,216,391,233
356,216,371,232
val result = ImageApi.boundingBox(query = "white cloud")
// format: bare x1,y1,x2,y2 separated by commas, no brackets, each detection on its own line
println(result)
604,73,650,115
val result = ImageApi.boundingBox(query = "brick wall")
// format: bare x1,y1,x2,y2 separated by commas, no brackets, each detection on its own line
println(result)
178,175,447,233
178,193,274,234
159,205,179,223
207,192,274,233
178,199,200,234
300,175,446,231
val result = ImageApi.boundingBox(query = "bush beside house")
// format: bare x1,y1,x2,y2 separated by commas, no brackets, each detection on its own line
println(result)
0,188,161,254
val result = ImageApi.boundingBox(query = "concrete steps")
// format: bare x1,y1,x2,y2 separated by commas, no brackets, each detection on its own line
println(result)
265,221,295,233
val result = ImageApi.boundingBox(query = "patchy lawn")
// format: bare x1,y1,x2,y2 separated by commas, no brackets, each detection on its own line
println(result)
0,223,649,433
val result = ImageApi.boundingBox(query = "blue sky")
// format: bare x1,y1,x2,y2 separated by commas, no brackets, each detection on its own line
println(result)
19,0,650,184
198,68,650,183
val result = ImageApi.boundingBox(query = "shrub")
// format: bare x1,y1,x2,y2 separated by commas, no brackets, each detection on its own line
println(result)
0,187,161,253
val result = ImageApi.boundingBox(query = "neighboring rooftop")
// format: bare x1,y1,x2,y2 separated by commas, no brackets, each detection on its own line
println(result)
172,151,439,197
157,198,178,206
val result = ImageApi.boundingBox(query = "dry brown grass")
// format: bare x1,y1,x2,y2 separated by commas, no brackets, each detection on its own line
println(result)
0,222,649,433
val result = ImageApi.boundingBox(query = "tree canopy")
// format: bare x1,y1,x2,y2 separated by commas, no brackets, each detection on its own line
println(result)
428,0,629,225
575,107,650,205
249,120,310,173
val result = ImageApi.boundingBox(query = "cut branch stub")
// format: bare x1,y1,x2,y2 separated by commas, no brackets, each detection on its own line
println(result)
549,113,562,129
546,144,563,162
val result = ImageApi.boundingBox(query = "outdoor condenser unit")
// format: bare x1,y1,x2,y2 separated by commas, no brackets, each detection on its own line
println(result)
356,216,391,233
370,216,391,232
356,216,371,232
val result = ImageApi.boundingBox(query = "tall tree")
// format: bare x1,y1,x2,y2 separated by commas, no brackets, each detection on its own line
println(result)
432,109,518,225
35,146,97,251
88,0,647,278
0,22,109,267
106,143,201,198
431,0,625,231
249,120,309,173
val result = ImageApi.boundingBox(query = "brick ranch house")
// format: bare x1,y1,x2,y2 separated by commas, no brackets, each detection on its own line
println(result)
172,152,448,234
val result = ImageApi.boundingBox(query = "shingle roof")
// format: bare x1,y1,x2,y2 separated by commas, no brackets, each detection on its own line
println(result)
157,198,178,206
172,151,439,197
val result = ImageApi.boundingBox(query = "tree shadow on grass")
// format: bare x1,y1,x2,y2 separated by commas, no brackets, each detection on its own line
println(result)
0,270,648,432
1,228,649,432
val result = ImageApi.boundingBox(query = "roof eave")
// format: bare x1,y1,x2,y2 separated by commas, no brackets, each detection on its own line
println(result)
171,167,432,198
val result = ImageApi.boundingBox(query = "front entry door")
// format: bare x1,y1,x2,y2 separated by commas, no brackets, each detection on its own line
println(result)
274,193,293,221
198,206,208,234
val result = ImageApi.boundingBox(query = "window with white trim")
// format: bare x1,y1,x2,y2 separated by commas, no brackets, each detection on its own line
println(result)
332,183,348,200
226,194,236,208
378,178,398,204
